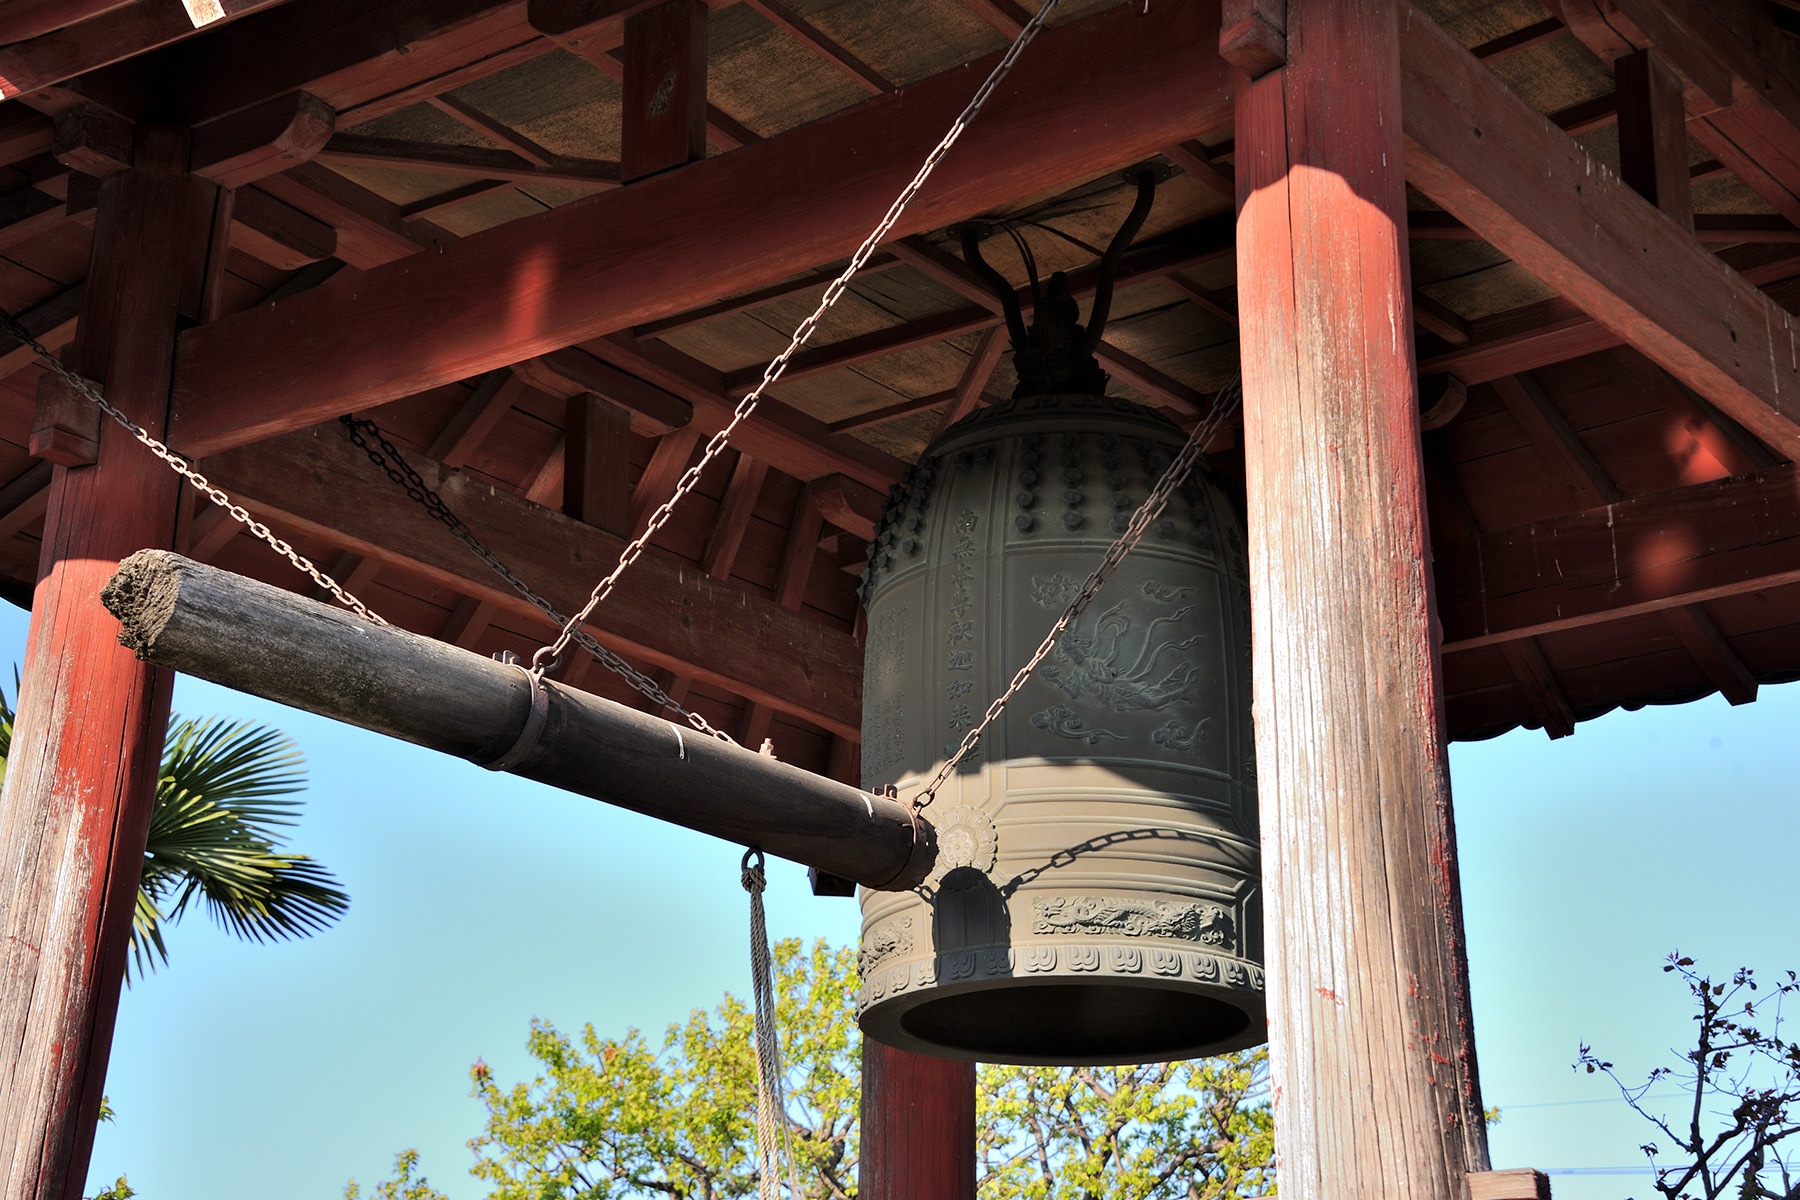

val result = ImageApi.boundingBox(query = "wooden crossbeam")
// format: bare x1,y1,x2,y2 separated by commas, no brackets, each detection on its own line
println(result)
1436,461,1800,651
0,462,52,544
1400,6,1800,463
230,186,337,269
829,388,959,435
0,185,65,249
202,424,865,739
0,0,289,103
256,162,444,268
167,0,1232,456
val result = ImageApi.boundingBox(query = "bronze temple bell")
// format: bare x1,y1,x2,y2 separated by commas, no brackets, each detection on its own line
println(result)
855,175,1264,1065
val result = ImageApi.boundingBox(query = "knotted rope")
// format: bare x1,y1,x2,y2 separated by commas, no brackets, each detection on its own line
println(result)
741,850,801,1199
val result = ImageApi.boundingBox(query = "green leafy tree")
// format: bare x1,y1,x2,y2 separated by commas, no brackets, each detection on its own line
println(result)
0,682,349,977
979,1056,1273,1199
1578,952,1799,1200
345,1152,452,1200
352,939,1273,1199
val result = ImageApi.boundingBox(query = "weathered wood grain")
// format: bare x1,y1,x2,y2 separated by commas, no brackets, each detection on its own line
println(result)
0,126,219,1200
102,550,929,889
859,1040,975,1200
1234,3,1488,1196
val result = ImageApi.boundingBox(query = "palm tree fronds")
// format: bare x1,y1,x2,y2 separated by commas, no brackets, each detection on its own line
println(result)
0,671,349,979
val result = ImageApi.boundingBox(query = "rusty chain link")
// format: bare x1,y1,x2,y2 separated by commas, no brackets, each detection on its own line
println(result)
340,417,734,741
0,307,388,625
526,0,1068,680
912,380,1245,811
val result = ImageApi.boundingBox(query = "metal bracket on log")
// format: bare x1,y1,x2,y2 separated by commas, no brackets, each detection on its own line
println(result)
100,550,936,892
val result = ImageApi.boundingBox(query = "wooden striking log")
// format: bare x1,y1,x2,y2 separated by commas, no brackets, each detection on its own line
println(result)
102,550,932,891
0,125,222,1200
1234,2,1488,1197
858,1041,976,1200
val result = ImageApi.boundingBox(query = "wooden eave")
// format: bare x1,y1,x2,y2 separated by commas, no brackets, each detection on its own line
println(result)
0,0,1798,772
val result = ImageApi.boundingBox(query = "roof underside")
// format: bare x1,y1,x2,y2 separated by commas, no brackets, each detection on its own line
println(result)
0,0,1796,776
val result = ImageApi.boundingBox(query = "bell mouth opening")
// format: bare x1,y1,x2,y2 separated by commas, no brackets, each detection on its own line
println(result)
890,981,1255,1065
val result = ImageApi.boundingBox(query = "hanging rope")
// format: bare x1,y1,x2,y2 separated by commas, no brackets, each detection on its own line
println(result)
526,0,1069,682
0,308,388,625
912,380,1245,811
741,850,802,1200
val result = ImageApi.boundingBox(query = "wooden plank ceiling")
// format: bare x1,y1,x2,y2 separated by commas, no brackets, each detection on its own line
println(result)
0,0,1797,779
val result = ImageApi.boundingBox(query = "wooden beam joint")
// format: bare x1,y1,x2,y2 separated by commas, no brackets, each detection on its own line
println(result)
1220,0,1286,77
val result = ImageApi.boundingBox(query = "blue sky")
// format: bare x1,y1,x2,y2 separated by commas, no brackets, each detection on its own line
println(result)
0,594,1781,1199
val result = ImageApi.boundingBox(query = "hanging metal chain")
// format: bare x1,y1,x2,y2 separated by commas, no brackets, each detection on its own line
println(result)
741,849,802,1200
0,308,388,624
913,381,1245,811
527,0,1068,679
340,417,733,742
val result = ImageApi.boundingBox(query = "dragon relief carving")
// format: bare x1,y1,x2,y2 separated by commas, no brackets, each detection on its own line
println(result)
1043,601,1204,713
859,917,914,975
1032,895,1235,950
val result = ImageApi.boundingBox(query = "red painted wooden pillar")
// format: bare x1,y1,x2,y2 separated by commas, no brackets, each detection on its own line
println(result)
859,1040,975,1200
0,126,223,1200
1233,2,1490,1198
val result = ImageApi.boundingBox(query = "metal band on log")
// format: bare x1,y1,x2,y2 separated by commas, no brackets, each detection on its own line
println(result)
100,550,934,891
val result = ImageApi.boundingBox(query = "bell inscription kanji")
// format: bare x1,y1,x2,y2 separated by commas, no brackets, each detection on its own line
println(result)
856,392,1263,1065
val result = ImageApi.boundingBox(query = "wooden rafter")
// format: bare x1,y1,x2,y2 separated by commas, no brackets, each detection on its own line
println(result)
589,332,906,489
1661,603,1758,705
1401,9,1800,463
743,0,891,96
167,1,1233,456
1488,373,1621,508
1500,637,1576,738
317,134,621,188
